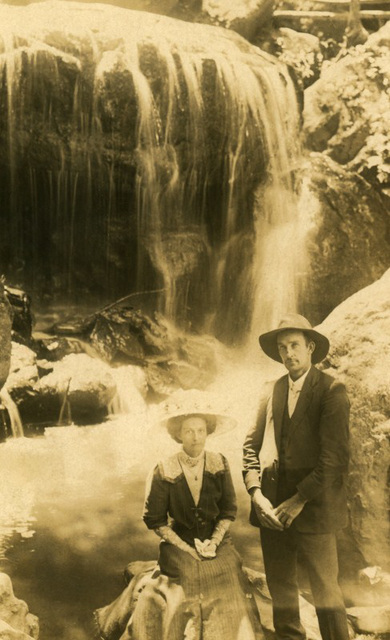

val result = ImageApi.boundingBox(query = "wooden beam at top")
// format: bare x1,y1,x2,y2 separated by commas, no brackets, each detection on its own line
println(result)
274,8,390,18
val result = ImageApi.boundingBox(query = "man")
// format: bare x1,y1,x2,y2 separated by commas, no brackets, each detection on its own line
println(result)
243,314,350,640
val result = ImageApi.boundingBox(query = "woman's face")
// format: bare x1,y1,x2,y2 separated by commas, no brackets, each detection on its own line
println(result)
180,416,208,457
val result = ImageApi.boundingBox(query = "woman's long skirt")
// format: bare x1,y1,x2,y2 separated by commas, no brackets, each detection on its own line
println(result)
129,537,264,640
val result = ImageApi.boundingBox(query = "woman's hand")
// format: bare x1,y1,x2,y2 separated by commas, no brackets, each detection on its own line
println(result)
194,538,217,558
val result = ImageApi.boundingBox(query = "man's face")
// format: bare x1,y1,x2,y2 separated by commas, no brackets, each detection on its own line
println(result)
276,330,314,380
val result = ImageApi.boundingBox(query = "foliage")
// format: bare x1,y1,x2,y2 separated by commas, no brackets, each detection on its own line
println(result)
274,31,323,89
319,41,390,190
343,44,390,188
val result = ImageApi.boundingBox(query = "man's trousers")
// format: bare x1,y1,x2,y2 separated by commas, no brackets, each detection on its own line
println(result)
260,526,350,640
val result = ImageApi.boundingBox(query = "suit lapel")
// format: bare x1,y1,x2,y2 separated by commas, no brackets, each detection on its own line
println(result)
272,375,288,454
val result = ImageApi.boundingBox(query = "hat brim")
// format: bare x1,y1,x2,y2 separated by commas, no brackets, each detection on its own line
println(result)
259,327,329,365
162,412,236,443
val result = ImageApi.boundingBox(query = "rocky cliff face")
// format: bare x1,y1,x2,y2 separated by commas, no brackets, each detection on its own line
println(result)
317,269,390,570
303,23,390,196
299,154,390,324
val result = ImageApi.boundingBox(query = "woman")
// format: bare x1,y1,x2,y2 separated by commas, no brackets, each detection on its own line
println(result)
138,410,264,640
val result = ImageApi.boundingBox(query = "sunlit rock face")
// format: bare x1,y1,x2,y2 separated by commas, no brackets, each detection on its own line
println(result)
0,1,300,343
300,154,390,325
317,269,390,570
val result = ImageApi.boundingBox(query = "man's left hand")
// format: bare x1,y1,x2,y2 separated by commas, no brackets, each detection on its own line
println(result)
274,493,307,528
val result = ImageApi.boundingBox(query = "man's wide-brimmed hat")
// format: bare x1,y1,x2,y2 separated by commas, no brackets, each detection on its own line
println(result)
259,313,330,365
158,390,236,443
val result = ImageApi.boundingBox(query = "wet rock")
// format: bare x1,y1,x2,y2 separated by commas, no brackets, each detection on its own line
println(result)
201,0,273,40
347,605,390,634
5,343,39,405
299,154,390,325
4,285,33,346
0,572,39,640
6,346,117,427
34,354,117,424
88,306,219,394
37,337,91,362
317,269,390,570
303,23,390,193
0,282,13,391
89,307,164,364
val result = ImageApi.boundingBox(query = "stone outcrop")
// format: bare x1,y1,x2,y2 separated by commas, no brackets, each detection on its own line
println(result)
76,305,221,395
317,269,390,570
0,573,39,640
3,299,221,427
298,154,390,324
5,345,118,427
303,23,390,194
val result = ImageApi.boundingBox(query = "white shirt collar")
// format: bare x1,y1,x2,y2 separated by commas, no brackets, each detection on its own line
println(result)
288,367,311,393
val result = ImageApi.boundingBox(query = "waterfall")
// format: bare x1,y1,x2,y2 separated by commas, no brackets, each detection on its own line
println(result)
0,1,304,343
108,365,148,418
0,389,24,439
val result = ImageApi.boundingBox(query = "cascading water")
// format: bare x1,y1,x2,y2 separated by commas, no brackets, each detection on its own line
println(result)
0,388,24,438
0,1,305,344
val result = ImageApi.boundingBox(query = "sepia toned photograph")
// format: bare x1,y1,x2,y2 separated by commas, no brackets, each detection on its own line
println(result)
0,0,389,638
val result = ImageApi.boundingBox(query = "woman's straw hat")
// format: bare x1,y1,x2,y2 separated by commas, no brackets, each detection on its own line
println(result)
158,389,236,443
259,313,329,365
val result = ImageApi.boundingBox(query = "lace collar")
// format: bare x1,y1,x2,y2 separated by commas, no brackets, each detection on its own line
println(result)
159,451,225,482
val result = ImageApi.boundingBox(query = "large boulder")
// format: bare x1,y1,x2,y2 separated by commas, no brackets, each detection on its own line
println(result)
35,354,117,422
298,153,390,324
317,269,390,569
303,23,390,194
5,346,118,427
87,305,221,394
0,573,38,640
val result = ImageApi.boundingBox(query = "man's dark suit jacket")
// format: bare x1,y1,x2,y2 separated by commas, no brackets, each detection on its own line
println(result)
243,366,350,533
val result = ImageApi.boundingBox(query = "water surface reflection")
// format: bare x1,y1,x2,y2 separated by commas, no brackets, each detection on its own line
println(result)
0,418,262,640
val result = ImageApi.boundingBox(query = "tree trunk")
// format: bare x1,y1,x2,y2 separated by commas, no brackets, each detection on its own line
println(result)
346,0,369,46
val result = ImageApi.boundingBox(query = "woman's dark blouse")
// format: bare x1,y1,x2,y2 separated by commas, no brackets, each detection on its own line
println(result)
143,451,237,545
